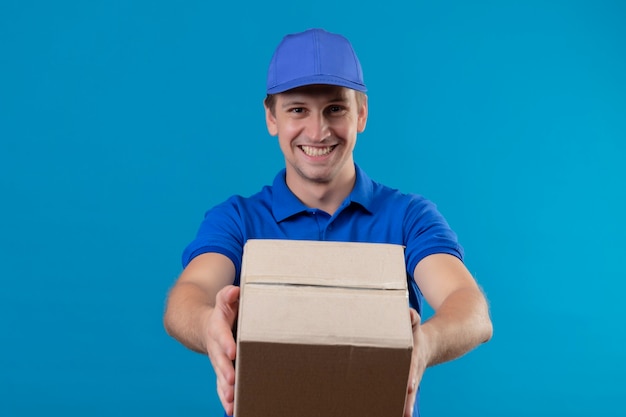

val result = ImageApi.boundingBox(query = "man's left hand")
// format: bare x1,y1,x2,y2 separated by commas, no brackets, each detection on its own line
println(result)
404,308,427,417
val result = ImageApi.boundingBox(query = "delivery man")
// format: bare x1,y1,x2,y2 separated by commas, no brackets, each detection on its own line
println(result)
163,28,493,417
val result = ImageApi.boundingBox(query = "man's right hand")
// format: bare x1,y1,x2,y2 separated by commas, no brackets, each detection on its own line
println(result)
164,253,239,414
204,285,240,416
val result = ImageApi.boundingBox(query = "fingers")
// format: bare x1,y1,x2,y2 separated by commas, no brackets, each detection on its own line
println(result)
407,307,421,394
219,284,241,306
406,350,418,394
208,331,236,414
208,285,241,415
404,307,421,417
211,339,235,384
404,388,416,417
209,288,239,354
407,307,421,393
216,285,241,329
404,362,417,416
409,308,421,328
407,374,417,394
212,344,236,414
217,374,235,416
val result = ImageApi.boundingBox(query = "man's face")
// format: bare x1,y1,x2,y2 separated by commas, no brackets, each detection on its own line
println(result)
265,85,368,189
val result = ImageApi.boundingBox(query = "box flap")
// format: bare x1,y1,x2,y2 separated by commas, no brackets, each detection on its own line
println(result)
241,239,407,290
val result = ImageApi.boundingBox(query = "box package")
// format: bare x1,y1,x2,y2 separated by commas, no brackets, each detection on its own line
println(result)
234,239,413,417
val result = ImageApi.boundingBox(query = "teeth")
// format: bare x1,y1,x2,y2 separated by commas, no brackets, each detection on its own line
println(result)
301,146,334,157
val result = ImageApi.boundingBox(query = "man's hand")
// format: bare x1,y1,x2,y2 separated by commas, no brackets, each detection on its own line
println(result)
404,308,427,417
204,285,240,416
163,253,240,414
402,254,493,416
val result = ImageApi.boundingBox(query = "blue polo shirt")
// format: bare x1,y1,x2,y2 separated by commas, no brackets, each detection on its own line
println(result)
182,164,463,315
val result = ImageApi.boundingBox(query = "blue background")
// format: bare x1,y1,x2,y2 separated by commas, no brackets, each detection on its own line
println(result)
1,1,625,416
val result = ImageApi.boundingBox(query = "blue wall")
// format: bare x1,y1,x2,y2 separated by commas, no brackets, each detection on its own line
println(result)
1,1,624,416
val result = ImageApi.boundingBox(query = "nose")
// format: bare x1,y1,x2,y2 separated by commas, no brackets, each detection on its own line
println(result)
305,112,330,142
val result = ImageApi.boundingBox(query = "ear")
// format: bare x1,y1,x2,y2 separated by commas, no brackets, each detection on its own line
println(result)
265,103,278,137
357,94,368,133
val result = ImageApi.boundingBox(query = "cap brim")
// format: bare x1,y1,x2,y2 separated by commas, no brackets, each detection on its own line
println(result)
267,75,367,94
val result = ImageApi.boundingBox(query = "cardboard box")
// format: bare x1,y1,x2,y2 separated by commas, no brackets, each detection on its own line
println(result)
234,239,413,417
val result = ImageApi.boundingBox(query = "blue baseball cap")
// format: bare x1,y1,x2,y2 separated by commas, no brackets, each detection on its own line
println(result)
266,28,367,94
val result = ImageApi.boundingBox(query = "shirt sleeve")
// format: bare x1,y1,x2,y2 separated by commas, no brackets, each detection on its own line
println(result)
403,195,464,276
181,196,246,281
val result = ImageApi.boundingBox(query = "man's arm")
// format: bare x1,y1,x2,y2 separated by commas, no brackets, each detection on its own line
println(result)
404,253,493,417
163,252,239,416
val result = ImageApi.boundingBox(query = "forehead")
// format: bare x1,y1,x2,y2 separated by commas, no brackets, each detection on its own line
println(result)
277,84,355,103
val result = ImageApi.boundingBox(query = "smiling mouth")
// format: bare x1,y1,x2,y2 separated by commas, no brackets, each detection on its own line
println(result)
299,145,337,157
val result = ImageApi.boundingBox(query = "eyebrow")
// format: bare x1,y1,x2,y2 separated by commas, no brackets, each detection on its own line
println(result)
280,96,349,109
280,100,305,109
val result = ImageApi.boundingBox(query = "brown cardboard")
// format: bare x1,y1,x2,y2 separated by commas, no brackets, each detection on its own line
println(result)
234,239,413,417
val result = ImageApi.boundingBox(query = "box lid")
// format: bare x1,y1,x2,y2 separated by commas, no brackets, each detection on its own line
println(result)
241,239,408,290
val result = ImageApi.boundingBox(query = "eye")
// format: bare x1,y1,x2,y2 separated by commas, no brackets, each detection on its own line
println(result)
288,107,305,114
327,105,347,115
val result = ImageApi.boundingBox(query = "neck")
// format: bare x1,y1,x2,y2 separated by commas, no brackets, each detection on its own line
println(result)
286,166,356,216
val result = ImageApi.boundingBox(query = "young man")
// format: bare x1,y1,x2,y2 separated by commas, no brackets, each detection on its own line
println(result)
164,28,493,417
